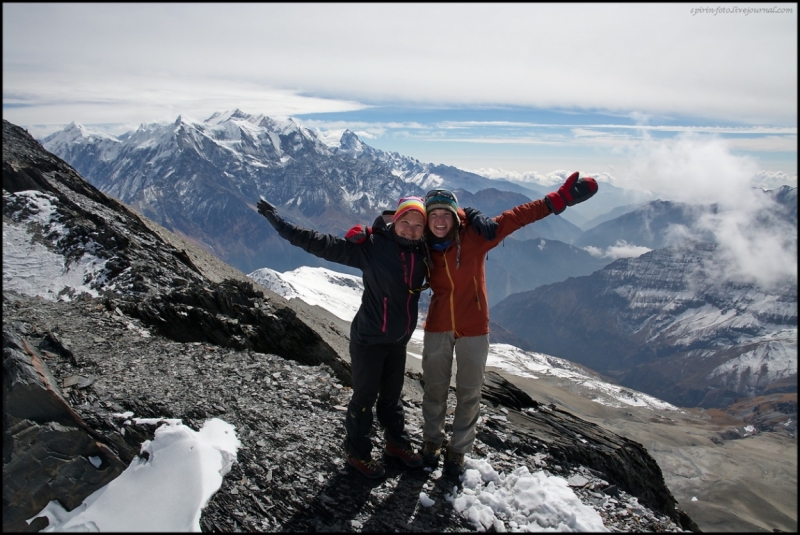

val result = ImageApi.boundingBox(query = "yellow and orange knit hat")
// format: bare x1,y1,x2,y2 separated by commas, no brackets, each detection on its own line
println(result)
393,196,427,223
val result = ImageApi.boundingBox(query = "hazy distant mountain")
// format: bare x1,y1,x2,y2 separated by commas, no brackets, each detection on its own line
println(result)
581,203,645,229
572,200,718,251
428,163,549,199
483,237,610,307
574,189,798,252
491,241,797,408
464,171,659,230
562,181,658,230
765,184,798,222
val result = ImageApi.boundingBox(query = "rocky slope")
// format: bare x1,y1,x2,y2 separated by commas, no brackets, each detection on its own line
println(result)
4,291,696,532
492,241,797,408
3,119,698,531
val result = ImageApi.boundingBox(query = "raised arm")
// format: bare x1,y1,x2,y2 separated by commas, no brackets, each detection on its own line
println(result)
256,198,362,268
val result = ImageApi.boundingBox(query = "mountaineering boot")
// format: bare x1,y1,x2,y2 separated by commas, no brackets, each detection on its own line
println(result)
444,447,465,478
384,441,424,468
343,436,385,479
347,455,386,479
383,430,423,468
421,440,443,466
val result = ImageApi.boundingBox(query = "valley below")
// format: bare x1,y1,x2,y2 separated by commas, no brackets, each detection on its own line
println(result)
404,336,798,533
495,368,797,532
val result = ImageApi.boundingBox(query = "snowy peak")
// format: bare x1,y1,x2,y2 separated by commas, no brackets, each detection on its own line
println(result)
338,129,366,155
205,109,266,127
41,122,119,153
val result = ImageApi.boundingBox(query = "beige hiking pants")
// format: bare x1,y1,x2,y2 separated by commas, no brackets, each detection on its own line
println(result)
421,331,489,454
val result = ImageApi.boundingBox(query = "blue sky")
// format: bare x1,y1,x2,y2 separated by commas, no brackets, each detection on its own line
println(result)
3,3,797,190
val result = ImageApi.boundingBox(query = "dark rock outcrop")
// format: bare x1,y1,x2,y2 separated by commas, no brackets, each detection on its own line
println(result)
3,327,128,532
109,278,352,385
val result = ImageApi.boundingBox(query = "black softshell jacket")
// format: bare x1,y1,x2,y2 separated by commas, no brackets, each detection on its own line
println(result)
270,213,428,347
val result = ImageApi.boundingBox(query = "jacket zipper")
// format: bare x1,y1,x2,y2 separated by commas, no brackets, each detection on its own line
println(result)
473,276,481,311
406,253,415,334
443,252,459,337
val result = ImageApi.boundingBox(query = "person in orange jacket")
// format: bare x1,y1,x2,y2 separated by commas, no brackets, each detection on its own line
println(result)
420,172,598,477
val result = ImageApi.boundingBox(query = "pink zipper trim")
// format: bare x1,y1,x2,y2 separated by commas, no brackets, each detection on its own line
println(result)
382,297,388,332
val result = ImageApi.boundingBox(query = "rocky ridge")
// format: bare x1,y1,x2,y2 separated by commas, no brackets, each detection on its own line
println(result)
4,290,695,532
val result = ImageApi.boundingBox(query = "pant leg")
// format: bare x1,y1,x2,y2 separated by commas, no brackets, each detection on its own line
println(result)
421,331,456,445
375,344,411,448
345,340,384,460
449,334,490,454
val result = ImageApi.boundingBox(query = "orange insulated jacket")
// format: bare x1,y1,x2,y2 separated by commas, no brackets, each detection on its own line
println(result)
423,199,552,337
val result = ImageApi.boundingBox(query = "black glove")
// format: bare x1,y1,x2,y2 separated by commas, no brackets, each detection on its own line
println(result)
256,198,280,228
544,172,598,215
463,206,498,241
257,199,276,216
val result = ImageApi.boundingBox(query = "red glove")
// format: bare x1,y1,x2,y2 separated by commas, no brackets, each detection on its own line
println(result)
345,224,371,244
544,172,598,215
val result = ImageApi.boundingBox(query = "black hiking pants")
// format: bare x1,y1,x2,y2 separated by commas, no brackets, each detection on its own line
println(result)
344,340,411,460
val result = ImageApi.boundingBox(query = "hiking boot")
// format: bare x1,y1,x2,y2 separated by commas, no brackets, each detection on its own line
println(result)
421,440,443,466
385,442,424,468
347,455,386,479
444,448,465,478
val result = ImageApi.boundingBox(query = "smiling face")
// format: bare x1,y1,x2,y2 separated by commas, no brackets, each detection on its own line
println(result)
394,210,426,241
427,208,455,239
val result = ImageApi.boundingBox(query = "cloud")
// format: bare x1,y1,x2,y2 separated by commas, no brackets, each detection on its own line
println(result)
584,241,652,260
753,170,798,190
2,75,369,137
3,4,797,125
4,4,795,178
623,133,797,289
697,202,797,290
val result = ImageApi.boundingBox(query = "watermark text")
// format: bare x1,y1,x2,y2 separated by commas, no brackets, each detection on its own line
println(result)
690,5,793,15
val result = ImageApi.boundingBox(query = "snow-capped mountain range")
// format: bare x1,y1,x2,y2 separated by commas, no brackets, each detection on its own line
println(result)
39,110,643,276
41,109,523,218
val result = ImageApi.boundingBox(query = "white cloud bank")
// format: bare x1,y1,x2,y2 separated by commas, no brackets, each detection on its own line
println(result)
622,133,797,289
3,3,796,127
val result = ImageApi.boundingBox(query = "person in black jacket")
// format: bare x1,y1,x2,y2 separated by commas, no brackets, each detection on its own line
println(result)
256,196,429,479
